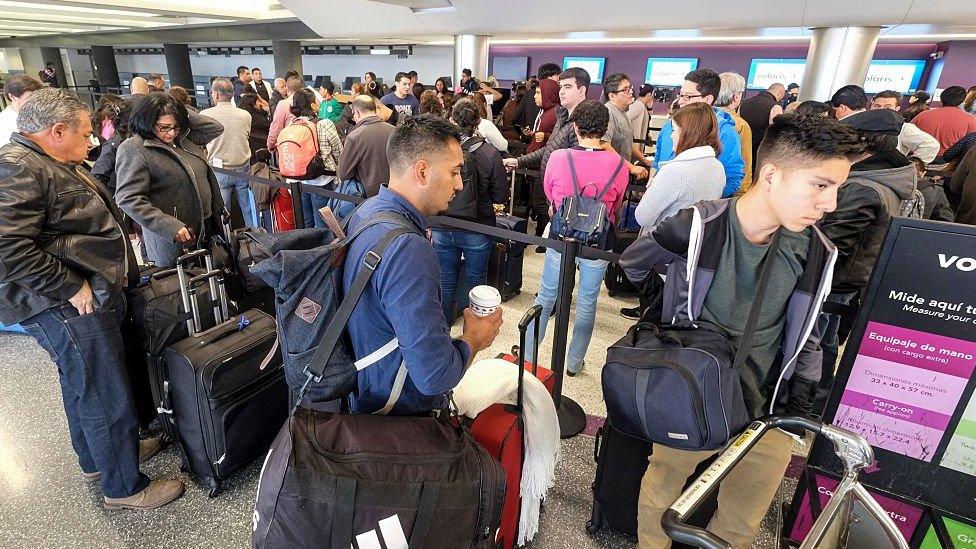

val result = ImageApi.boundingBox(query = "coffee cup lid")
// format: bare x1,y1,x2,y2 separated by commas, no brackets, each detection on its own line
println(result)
469,285,501,305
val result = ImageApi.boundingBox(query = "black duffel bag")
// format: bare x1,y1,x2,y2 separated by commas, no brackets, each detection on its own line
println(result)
252,408,506,549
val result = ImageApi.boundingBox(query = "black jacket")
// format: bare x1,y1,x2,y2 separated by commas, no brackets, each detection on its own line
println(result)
430,136,510,229
91,133,123,191
0,134,139,324
820,150,916,294
918,177,955,222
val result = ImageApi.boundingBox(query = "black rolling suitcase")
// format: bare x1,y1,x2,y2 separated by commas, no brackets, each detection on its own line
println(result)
587,419,652,540
604,230,639,297
161,255,287,496
488,213,527,301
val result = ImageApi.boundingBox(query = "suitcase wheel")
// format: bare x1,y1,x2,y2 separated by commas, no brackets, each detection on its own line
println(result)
510,345,519,356
586,500,606,535
207,478,223,498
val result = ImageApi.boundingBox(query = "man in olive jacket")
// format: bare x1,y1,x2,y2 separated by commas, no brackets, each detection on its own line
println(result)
0,88,184,510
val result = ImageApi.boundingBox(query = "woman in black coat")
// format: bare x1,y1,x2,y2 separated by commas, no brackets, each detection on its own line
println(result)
239,92,271,159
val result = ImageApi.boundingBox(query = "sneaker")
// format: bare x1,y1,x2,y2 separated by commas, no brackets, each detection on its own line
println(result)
82,470,101,484
103,479,185,511
566,360,584,377
620,307,642,320
535,246,546,253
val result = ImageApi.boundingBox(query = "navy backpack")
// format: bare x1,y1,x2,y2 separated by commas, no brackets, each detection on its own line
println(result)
550,150,625,249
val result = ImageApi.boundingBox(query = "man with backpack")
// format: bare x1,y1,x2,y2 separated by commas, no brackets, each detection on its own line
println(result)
815,108,921,412
619,113,865,548
342,114,503,415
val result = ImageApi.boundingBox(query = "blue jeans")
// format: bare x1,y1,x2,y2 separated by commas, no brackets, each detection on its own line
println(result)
432,230,493,321
21,297,150,499
215,166,257,227
524,248,609,374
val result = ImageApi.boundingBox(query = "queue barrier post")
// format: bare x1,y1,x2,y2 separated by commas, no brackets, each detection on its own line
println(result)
550,237,588,438
289,179,305,229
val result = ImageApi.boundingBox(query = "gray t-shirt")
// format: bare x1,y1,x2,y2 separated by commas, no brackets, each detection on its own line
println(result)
604,101,634,163
697,199,809,418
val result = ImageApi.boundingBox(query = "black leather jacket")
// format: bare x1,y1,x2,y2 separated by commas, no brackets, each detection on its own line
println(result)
0,134,137,324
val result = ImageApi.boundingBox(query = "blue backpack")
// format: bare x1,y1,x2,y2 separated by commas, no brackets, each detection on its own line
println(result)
326,178,366,219
550,150,625,249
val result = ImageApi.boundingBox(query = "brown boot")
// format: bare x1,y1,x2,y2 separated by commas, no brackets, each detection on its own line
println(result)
103,479,185,511
138,435,166,464
80,435,168,484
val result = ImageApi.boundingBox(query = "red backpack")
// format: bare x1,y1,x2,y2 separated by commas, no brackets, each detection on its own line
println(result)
277,118,326,180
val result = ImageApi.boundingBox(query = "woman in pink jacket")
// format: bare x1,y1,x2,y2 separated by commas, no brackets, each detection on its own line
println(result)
524,100,630,376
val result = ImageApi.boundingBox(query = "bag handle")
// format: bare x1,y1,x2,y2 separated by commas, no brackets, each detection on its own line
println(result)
594,157,626,201
566,150,581,197
732,230,781,372
566,150,625,201
516,305,544,414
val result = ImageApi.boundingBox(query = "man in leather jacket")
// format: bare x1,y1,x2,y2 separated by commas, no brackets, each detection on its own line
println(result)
0,88,185,510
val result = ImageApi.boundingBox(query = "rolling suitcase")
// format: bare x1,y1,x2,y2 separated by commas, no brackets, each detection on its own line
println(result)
469,306,552,549
161,255,287,496
604,230,639,297
488,213,527,301
587,419,653,540
270,188,296,231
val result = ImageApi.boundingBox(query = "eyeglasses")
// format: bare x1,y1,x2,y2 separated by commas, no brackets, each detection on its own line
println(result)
611,86,633,95
154,123,180,135
678,92,703,100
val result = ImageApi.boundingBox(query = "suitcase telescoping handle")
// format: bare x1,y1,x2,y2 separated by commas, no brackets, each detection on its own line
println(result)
185,270,230,334
515,305,543,413
661,417,908,549
175,250,209,335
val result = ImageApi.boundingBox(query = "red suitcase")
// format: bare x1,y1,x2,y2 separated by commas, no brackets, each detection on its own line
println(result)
470,305,553,549
270,188,296,231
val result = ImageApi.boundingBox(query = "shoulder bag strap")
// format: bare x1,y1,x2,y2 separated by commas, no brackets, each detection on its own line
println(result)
595,157,626,201
731,230,782,372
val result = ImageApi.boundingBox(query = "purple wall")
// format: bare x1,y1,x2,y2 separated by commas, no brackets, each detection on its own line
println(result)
935,41,976,89
489,42,940,104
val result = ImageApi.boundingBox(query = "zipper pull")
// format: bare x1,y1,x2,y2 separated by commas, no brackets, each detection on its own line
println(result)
215,453,226,466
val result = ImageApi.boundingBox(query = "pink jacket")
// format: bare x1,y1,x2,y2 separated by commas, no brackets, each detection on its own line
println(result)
543,147,629,224
267,97,296,151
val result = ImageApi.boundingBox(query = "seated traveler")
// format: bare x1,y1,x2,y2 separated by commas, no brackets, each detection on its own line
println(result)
343,114,503,415
0,88,184,510
620,113,865,548
522,100,630,376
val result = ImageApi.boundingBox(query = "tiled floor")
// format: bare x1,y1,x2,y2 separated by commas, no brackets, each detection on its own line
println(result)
0,246,801,548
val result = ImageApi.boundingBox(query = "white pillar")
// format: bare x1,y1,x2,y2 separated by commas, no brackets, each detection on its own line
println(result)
799,26,881,102
453,34,489,87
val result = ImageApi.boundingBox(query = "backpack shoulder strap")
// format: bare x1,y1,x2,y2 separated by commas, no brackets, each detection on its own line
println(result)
462,136,485,153
595,157,626,201
302,211,419,383
566,150,581,196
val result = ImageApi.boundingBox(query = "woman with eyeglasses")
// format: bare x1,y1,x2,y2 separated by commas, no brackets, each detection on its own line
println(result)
115,92,225,267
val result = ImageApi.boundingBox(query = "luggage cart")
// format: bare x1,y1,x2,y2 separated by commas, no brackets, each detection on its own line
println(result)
662,416,910,549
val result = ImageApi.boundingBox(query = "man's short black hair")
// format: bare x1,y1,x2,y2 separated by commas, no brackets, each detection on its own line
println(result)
284,70,300,80
322,80,335,95
795,100,832,117
462,68,472,77
685,69,721,103
603,73,631,98
251,67,262,73
638,84,655,98
407,70,418,78
559,67,591,90
538,63,562,80
236,66,249,77
568,99,610,139
873,90,903,103
128,92,189,141
940,86,968,107
756,113,866,173
830,85,868,110
395,71,410,83
787,82,800,91
386,114,461,176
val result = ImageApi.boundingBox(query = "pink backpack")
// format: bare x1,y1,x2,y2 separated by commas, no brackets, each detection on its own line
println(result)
277,118,325,180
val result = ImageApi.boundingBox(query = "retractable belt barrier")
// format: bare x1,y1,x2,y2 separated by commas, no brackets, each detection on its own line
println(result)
212,164,626,436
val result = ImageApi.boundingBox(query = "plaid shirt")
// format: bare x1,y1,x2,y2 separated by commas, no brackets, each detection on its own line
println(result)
314,118,343,174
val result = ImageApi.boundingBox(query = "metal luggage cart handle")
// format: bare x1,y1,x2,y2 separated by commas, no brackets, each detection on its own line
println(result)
661,416,910,549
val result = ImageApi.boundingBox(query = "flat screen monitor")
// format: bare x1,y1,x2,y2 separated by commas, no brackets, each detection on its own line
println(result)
492,56,529,81
864,60,927,94
563,56,606,84
747,59,807,90
644,58,699,87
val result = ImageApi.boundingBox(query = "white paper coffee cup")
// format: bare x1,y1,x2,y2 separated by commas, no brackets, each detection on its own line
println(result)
469,285,502,317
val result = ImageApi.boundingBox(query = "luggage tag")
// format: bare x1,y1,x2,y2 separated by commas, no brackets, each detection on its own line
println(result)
318,206,346,240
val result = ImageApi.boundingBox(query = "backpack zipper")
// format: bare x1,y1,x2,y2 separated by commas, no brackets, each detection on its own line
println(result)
316,449,461,464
